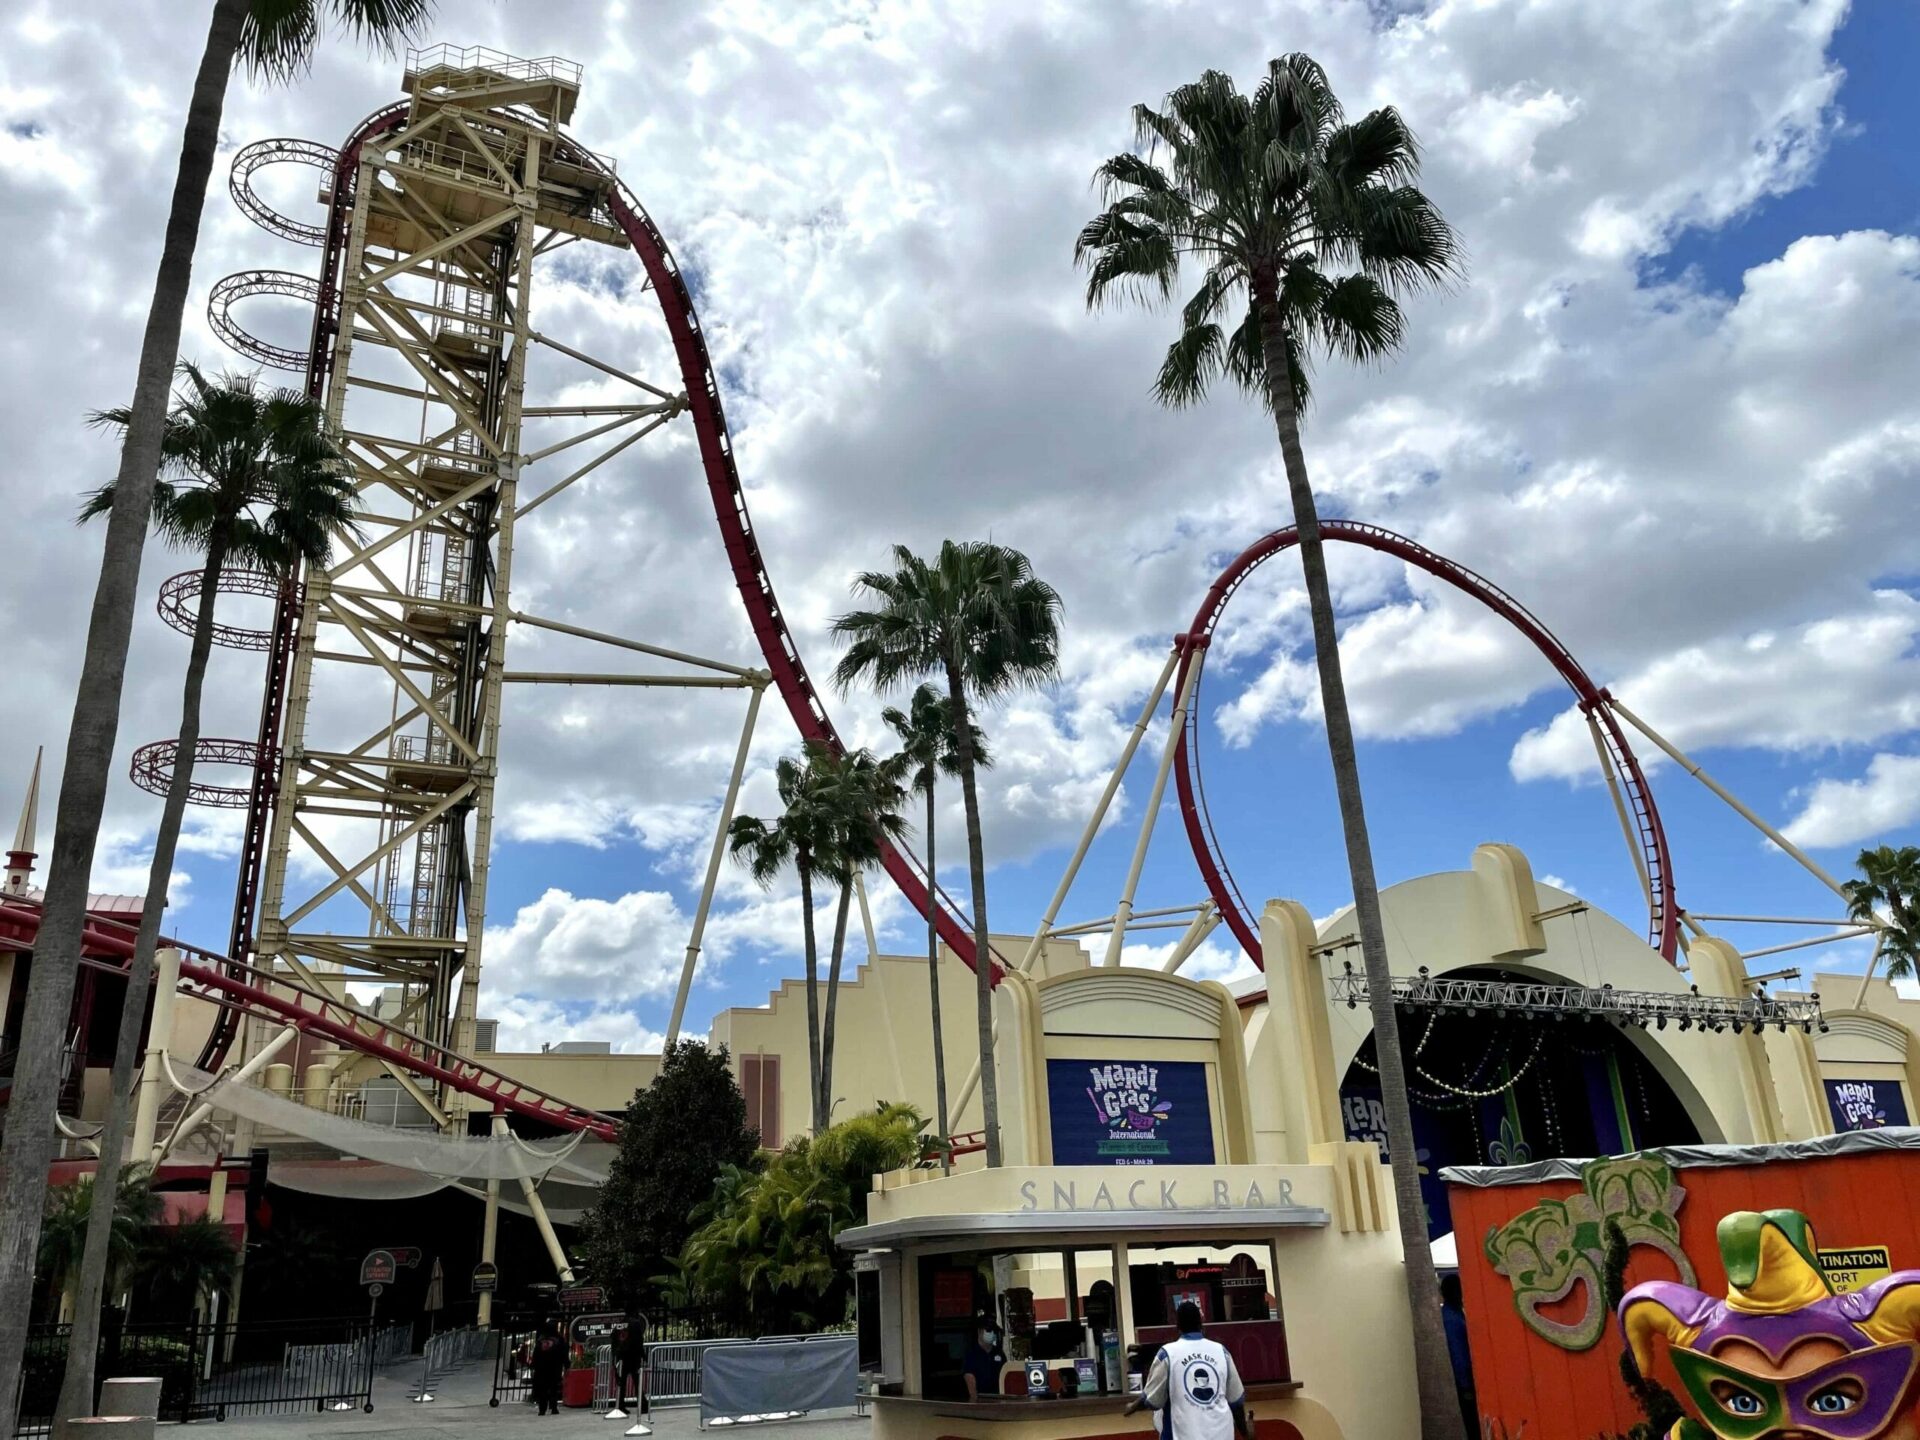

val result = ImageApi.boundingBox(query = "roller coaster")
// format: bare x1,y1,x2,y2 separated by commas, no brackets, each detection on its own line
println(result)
2,45,1861,1146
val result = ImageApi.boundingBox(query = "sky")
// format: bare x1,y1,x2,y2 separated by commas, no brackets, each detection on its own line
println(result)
2,0,1918,1056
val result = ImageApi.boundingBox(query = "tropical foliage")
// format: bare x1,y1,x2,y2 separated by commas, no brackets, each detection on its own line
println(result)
833,542,1064,1167
881,685,989,1166
579,1040,760,1310
130,1217,241,1320
37,1171,160,1318
680,1103,933,1331
1076,55,1466,1439
1844,844,1920,981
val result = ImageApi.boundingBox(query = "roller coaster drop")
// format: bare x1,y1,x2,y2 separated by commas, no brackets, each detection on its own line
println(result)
4,47,1864,1146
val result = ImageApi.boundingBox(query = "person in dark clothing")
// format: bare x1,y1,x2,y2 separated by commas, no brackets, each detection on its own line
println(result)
961,1319,1005,1400
530,1320,568,1416
612,1317,647,1415
1440,1272,1478,1431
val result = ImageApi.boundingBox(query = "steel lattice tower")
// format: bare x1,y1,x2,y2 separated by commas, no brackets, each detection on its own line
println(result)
246,51,676,1115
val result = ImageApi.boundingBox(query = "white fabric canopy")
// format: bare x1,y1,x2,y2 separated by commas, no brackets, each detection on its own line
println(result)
174,1063,610,1185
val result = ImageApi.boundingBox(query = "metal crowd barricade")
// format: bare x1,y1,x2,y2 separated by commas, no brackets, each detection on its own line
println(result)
410,1326,494,1403
589,1344,617,1412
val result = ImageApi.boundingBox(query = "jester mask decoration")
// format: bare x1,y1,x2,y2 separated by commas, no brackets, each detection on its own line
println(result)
1619,1210,1920,1440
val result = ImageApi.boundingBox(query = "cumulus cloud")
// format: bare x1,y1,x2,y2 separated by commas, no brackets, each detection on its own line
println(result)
1783,754,1920,850
483,887,690,1003
1511,593,1920,784
1,0,1912,1011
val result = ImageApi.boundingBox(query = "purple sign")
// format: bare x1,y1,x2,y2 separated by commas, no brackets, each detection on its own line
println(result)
1047,1059,1215,1166
1824,1077,1911,1131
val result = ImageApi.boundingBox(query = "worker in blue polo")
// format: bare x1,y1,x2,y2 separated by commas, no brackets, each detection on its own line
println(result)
1123,1301,1255,1439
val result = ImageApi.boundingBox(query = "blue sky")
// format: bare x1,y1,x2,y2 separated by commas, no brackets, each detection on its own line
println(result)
4,0,1919,1053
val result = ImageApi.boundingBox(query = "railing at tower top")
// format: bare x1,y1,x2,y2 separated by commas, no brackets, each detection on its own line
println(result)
403,45,583,89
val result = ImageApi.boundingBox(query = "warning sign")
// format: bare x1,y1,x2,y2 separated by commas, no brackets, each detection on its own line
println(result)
1818,1246,1891,1293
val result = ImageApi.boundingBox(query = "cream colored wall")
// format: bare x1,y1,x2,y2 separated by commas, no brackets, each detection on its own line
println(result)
706,938,1072,1143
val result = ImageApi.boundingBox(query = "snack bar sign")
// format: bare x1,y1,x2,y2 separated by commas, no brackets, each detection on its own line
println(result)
1047,1058,1215,1166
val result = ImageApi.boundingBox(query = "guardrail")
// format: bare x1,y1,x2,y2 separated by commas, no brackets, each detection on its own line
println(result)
409,1326,492,1403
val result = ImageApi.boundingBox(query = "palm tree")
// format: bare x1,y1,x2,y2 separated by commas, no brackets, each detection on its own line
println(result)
881,685,989,1168
57,365,355,1428
1075,57,1465,1439
831,543,1064,1168
131,1216,240,1322
1845,845,1920,985
730,747,839,1133
36,1172,159,1324
813,749,909,1125
2,4,430,1430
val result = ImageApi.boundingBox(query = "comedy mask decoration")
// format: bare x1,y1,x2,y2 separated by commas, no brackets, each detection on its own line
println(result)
1485,1154,1695,1350
1620,1210,1920,1440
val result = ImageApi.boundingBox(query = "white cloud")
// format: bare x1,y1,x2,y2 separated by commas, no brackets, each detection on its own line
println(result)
483,887,690,1004
1782,754,1920,850
1,0,1913,1003
1511,592,1920,784
1119,936,1257,987
480,993,666,1057
1538,874,1577,895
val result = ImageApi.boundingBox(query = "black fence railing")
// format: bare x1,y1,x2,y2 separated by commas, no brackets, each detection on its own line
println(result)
16,1316,399,1435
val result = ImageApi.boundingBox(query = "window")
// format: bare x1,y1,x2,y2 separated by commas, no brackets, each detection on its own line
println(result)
741,1052,780,1147
1127,1240,1288,1384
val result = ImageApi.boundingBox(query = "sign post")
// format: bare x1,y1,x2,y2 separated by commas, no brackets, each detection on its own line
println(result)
471,1260,499,1296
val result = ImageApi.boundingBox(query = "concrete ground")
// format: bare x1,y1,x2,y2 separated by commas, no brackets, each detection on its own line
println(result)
184,1360,873,1440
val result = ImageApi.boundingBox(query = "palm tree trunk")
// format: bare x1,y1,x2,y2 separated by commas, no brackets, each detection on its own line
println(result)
819,880,853,1128
798,858,824,1135
54,537,227,1434
0,1,248,1429
943,658,1001,1168
924,781,951,1172
1253,282,1465,1440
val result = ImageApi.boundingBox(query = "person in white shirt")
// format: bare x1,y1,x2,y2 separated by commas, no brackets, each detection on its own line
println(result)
1123,1302,1254,1439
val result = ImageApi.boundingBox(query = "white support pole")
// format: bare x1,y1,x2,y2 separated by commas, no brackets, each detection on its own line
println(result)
478,1113,503,1329
1855,934,1887,1009
1609,699,1850,899
498,1114,574,1284
1587,710,1652,911
130,947,183,1163
667,680,766,1046
160,1023,301,1160
1017,645,1181,974
1103,650,1204,967
1161,903,1223,973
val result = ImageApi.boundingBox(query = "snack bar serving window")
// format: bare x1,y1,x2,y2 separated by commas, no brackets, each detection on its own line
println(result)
1127,1240,1289,1385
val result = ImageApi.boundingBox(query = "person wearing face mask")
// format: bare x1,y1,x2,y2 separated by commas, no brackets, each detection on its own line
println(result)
962,1317,1006,1400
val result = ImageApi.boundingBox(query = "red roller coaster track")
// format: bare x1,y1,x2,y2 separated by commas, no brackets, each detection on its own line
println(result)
1172,519,1680,967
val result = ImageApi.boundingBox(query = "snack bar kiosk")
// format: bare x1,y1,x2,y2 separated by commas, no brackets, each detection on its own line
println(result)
842,964,1422,1439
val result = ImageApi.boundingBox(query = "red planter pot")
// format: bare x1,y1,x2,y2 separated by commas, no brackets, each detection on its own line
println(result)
562,1368,596,1408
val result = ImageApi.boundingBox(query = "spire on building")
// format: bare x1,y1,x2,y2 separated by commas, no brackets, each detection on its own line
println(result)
5,746,42,896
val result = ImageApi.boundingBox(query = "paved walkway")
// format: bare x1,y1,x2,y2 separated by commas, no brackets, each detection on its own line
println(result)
191,1361,872,1440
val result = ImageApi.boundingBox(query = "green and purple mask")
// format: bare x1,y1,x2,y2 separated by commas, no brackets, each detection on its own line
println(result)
1620,1211,1920,1440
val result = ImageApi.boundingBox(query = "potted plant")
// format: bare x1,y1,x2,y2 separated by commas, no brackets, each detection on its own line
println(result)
562,1344,597,1408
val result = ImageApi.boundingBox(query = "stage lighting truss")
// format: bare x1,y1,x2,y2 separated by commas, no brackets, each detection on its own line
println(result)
1331,964,1827,1036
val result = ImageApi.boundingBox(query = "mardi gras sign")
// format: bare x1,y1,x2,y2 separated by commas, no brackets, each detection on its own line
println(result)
1484,1154,1696,1350
1621,1210,1920,1440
